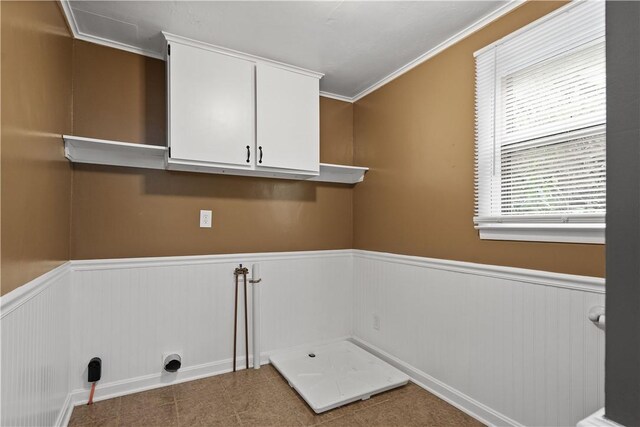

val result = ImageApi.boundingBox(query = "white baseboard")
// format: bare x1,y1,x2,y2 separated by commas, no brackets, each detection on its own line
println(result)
71,357,240,406
350,337,523,427
69,336,350,407
56,393,74,427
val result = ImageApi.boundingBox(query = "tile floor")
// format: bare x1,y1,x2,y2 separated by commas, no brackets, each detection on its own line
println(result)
69,365,483,426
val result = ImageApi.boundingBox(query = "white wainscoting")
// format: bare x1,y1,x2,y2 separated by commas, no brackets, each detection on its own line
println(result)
352,250,606,427
68,250,353,403
0,264,73,427
0,249,606,427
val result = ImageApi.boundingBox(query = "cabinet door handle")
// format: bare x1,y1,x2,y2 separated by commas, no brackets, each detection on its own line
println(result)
246,146,250,163
259,146,263,164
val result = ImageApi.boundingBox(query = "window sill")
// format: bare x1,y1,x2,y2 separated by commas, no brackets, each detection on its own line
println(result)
475,223,605,244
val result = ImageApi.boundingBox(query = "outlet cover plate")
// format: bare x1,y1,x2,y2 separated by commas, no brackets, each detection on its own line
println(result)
200,210,212,228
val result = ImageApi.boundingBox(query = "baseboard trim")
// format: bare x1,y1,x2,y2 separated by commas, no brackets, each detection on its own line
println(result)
69,336,350,406
71,357,241,406
350,337,523,427
55,393,74,427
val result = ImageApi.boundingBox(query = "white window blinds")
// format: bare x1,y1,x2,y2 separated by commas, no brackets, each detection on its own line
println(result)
474,1,605,244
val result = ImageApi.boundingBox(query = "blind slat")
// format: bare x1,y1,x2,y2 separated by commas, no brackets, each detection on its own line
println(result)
474,1,605,224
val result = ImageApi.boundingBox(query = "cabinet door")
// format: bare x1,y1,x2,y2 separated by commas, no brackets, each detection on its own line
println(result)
256,64,319,173
168,42,254,168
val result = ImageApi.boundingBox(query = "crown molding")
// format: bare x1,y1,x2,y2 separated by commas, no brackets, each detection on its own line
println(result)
59,0,526,103
75,32,165,60
163,32,323,79
59,0,165,59
349,0,526,102
319,91,354,103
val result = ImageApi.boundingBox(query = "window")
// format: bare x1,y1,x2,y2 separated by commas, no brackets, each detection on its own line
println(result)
474,1,605,244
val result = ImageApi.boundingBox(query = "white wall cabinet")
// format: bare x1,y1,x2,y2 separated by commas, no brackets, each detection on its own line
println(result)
167,40,255,170
164,33,322,176
62,35,367,184
256,64,320,174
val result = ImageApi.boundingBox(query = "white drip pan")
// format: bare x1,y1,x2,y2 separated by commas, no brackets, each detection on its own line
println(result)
269,340,410,413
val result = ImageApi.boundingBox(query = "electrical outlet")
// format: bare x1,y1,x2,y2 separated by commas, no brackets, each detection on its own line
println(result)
200,210,212,228
373,314,380,331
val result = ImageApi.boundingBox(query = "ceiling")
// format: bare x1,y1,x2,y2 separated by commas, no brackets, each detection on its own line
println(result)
64,1,516,100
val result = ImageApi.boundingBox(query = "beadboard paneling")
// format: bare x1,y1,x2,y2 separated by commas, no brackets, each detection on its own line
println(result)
352,251,605,427
69,251,353,399
1,249,606,426
0,265,72,427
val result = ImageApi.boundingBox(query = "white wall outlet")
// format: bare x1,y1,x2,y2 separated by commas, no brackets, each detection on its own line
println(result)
200,210,212,228
373,314,380,331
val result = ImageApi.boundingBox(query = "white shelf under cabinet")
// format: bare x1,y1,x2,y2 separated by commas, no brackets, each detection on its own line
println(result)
64,135,167,170
310,163,368,184
63,136,367,184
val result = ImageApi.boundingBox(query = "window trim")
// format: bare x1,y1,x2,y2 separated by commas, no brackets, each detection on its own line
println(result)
473,1,606,245
476,223,605,244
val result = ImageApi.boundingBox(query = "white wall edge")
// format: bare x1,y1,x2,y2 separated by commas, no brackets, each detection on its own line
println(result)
69,249,353,271
350,337,523,427
0,262,71,317
353,250,605,293
350,0,525,102
55,393,74,427
69,336,350,406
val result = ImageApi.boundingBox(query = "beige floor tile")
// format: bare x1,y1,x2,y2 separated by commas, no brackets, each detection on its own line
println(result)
317,414,366,427
79,418,119,427
120,386,175,415
219,368,274,389
396,392,484,427
352,399,417,426
236,392,304,426
174,376,226,402
68,415,119,427
119,402,178,427
225,379,290,413
176,393,237,426
68,398,121,426
291,399,353,426
355,390,485,427
258,364,283,381
69,366,483,427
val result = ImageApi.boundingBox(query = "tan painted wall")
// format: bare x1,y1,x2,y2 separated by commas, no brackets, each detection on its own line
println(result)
353,1,605,277
72,40,166,146
70,41,354,259
1,1,73,295
2,1,603,289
